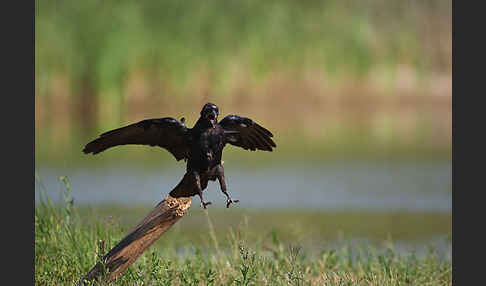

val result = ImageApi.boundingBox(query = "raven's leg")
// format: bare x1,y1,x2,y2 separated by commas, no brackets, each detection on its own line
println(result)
193,171,212,209
215,164,239,208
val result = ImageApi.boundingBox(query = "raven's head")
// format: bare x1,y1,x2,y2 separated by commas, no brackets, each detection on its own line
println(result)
200,103,219,127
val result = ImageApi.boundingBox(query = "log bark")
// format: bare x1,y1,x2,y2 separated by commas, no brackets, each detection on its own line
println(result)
78,173,199,285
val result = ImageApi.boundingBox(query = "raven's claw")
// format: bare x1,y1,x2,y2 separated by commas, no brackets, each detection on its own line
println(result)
226,198,239,208
201,201,212,209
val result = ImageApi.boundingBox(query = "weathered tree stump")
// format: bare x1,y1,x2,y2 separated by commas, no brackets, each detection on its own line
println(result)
78,173,200,285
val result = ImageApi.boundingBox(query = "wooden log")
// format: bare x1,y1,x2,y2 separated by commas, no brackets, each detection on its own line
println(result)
78,173,199,285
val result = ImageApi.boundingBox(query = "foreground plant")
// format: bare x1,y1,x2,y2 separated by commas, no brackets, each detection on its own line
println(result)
35,177,451,285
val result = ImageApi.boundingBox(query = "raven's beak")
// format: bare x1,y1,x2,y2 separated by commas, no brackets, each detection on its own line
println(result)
206,112,217,127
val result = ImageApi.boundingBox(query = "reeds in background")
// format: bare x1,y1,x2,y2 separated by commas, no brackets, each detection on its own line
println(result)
35,0,451,164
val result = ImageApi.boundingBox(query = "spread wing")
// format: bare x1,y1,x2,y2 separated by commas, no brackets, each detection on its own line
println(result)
82,117,190,161
219,115,276,152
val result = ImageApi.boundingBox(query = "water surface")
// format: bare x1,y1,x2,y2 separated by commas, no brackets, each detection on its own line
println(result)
35,160,451,212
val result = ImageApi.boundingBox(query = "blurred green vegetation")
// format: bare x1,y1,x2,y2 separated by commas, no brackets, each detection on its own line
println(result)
36,0,451,87
35,0,451,165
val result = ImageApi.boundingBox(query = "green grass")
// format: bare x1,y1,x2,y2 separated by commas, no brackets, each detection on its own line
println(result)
35,177,451,285
77,204,451,250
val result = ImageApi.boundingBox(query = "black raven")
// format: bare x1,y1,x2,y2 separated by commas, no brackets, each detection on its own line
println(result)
82,103,276,208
